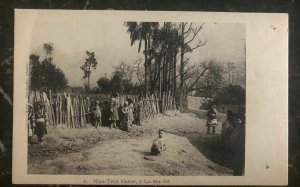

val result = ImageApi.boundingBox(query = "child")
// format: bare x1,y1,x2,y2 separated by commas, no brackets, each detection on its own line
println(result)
206,105,218,134
151,129,166,156
93,101,102,128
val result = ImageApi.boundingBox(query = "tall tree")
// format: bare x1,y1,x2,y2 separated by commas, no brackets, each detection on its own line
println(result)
147,22,180,97
80,51,97,92
178,22,206,111
125,22,159,95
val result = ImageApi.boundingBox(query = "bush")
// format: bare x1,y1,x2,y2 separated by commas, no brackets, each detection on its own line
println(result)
213,85,245,106
199,99,214,110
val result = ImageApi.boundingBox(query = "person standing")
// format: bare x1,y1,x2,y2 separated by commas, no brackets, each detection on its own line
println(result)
126,98,134,127
33,101,47,143
27,103,35,143
135,95,143,126
93,101,102,128
121,101,130,131
206,105,218,134
109,93,119,129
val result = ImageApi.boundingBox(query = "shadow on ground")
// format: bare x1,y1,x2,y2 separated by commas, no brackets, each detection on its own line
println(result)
171,132,234,170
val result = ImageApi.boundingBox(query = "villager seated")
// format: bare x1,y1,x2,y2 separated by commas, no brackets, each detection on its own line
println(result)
150,129,166,156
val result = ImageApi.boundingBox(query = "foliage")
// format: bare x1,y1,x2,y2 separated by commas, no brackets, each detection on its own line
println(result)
97,77,110,94
29,54,68,91
213,85,245,106
43,42,55,57
199,99,214,110
97,73,143,95
80,51,98,92
194,59,224,97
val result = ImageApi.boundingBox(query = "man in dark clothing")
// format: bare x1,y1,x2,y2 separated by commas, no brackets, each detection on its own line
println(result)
33,101,47,143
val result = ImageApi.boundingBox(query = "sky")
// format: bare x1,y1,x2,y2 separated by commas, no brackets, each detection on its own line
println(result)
30,14,245,87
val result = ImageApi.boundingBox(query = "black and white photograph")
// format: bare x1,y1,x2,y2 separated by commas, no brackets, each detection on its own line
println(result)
26,15,246,176
12,10,288,185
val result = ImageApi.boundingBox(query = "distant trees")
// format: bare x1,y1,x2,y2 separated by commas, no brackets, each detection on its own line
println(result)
213,85,246,106
97,77,110,94
97,61,143,95
80,51,98,92
29,43,68,91
192,59,224,98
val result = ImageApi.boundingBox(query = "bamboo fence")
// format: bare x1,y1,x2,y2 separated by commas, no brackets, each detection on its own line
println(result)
28,91,177,128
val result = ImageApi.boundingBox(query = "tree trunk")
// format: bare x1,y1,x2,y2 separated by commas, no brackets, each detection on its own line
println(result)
173,50,177,96
179,22,187,111
88,65,91,92
144,38,148,95
158,55,162,98
168,53,172,94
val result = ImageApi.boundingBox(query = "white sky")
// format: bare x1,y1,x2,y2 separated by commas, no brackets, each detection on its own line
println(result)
30,14,245,87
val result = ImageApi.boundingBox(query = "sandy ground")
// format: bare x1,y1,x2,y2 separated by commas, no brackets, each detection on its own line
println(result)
28,96,233,176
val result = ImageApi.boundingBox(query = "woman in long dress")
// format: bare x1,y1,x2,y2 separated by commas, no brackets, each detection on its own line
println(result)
109,93,119,129
126,98,134,127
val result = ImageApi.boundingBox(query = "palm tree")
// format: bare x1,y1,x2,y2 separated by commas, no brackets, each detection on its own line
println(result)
125,22,159,95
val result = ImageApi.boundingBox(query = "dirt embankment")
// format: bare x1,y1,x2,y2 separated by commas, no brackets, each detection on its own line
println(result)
28,110,233,176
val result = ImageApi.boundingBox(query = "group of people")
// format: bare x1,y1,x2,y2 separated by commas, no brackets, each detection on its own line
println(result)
206,104,245,134
90,93,143,132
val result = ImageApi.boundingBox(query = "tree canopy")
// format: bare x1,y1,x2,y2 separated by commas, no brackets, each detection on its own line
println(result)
29,54,68,91
213,85,245,105
80,51,98,92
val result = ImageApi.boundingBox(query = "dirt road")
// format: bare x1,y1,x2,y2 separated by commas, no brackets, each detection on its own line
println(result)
28,97,233,175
